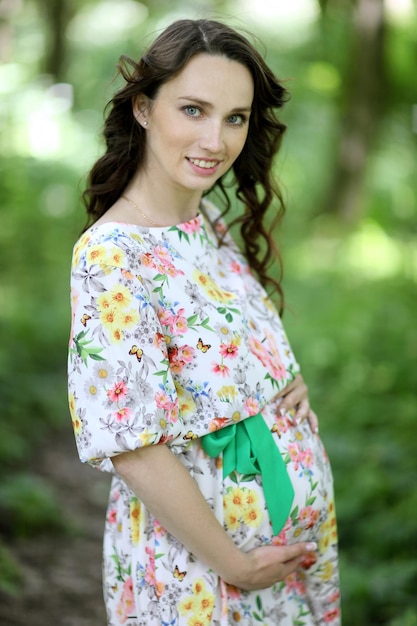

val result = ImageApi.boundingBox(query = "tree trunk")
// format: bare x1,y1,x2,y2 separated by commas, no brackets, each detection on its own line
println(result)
37,0,73,81
322,0,386,222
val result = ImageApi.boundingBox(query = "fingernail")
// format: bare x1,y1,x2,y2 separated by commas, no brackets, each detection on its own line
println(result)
306,542,317,551
280,408,286,416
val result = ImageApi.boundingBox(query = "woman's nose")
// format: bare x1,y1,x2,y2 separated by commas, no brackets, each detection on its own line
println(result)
199,121,224,153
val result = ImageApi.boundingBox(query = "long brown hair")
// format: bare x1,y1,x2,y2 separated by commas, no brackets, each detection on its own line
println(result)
83,19,289,311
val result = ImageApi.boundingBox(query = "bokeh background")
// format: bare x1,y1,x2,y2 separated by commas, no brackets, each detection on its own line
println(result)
0,0,416,624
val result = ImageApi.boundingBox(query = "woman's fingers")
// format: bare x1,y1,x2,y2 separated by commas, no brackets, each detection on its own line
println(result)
277,374,319,433
238,541,318,590
305,409,319,433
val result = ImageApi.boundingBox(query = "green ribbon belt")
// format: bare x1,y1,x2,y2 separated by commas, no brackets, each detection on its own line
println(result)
201,412,294,536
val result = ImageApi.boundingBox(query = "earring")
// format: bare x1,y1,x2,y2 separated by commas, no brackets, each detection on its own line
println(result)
143,121,148,127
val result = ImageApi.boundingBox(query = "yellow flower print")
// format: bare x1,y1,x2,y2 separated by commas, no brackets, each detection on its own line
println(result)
139,432,157,446
192,578,207,595
175,382,196,417
195,590,215,618
318,500,338,552
178,596,197,616
110,328,123,344
319,559,334,581
130,497,141,546
108,284,132,309
225,487,246,515
68,392,76,419
224,508,240,532
118,308,140,328
186,616,210,626
193,269,235,304
72,233,91,267
242,503,264,528
99,307,120,331
245,490,260,510
216,385,237,402
72,414,82,435
96,292,112,312
86,244,107,266
105,245,126,268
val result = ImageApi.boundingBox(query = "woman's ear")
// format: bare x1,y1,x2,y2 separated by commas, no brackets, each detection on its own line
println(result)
132,95,150,128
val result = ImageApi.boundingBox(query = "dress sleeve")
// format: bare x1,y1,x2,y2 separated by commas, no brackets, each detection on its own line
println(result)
67,232,182,471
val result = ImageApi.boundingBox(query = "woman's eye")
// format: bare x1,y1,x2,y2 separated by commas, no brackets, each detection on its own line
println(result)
184,106,201,118
228,114,246,126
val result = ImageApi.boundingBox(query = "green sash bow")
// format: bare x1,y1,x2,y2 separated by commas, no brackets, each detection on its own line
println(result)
201,412,294,535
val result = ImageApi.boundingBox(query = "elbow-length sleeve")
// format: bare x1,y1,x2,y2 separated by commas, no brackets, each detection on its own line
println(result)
67,229,182,472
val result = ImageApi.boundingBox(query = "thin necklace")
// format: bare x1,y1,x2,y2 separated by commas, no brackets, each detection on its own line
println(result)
122,195,162,227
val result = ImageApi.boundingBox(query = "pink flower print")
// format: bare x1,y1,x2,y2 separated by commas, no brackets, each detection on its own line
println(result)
116,576,134,624
115,407,132,422
288,442,303,470
230,261,242,274
166,397,179,423
107,380,128,403
153,245,172,264
153,332,168,356
225,583,241,600
248,334,271,368
170,313,188,336
265,328,286,379
219,342,239,359
141,252,156,268
300,447,314,469
285,573,307,596
271,529,287,546
165,264,184,278
274,415,291,435
158,309,175,327
154,520,168,539
324,608,341,622
167,346,185,374
208,417,229,432
178,217,201,234
178,345,195,363
328,590,341,604
244,396,261,415
299,506,320,529
211,362,231,377
155,390,172,409
144,545,157,586
107,508,117,524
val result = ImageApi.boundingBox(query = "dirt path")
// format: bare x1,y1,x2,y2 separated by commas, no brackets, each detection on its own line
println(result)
0,426,112,626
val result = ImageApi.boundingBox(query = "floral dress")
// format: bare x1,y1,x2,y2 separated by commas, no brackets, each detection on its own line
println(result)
68,200,341,626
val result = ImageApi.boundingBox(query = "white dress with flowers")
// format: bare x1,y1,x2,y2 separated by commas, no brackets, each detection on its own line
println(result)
68,200,340,626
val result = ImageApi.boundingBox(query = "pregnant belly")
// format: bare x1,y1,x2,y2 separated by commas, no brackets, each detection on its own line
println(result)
221,412,336,552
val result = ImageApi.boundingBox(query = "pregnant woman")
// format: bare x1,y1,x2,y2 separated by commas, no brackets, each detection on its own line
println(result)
68,18,340,626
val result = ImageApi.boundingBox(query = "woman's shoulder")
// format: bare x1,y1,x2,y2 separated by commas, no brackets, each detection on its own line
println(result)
71,221,146,271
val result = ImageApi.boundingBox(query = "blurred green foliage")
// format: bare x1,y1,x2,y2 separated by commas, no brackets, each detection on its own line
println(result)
0,1,416,624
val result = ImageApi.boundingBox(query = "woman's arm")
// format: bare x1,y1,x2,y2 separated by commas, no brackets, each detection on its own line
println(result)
112,443,316,591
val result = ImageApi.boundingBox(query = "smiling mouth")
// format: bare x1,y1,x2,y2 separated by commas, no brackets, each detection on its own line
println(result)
187,157,220,169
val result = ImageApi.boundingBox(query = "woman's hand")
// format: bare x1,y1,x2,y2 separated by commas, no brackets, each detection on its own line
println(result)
226,541,318,590
276,374,319,433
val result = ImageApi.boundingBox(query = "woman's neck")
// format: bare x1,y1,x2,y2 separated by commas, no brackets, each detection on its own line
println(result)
125,170,202,226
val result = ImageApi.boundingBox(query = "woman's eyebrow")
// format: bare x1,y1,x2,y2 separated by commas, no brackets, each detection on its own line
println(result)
177,96,252,113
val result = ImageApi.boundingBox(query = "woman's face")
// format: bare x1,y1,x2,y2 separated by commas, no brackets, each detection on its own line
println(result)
136,54,254,198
